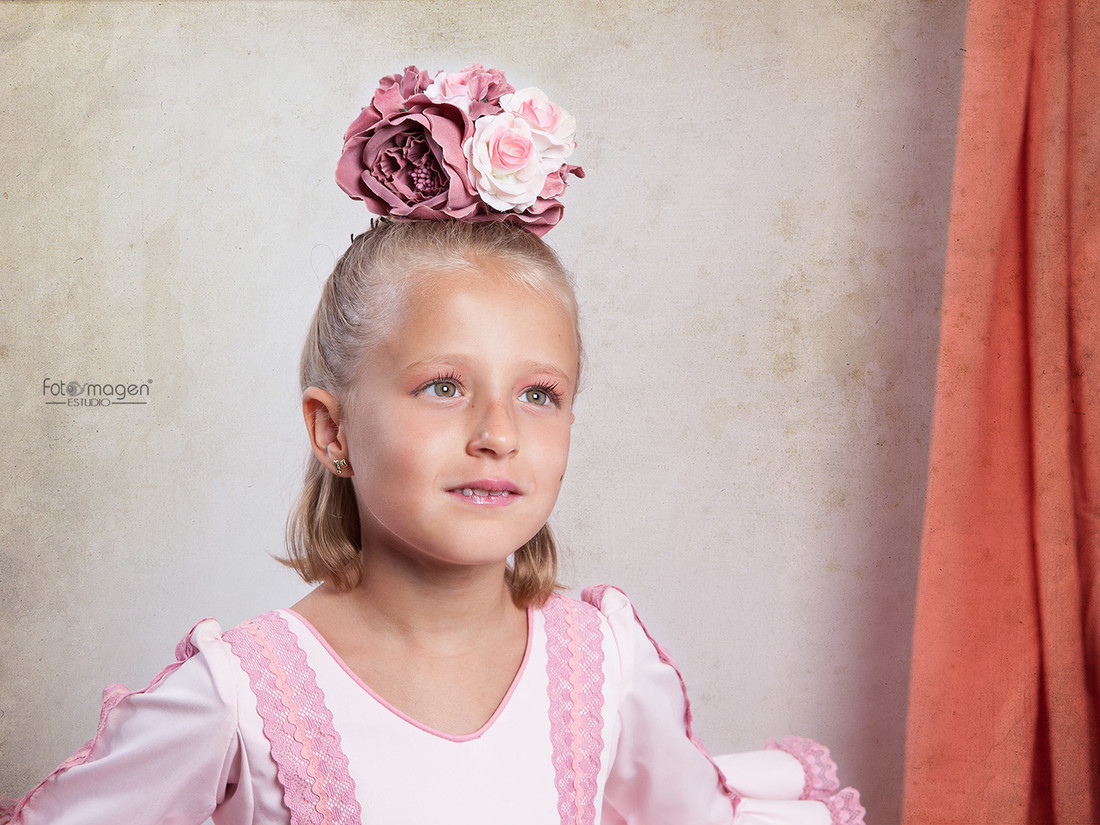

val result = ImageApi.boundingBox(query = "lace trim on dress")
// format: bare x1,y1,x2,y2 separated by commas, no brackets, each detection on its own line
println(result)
826,786,867,825
224,612,362,825
765,737,865,825
544,593,606,825
765,736,840,799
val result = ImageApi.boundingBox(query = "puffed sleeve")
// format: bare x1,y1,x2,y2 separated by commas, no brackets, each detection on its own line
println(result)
584,586,865,825
0,619,252,825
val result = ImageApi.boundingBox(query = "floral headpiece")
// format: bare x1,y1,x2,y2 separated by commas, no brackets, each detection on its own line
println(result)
336,65,583,237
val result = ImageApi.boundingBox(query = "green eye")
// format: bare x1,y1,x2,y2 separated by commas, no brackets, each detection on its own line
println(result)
521,387,556,406
427,380,459,398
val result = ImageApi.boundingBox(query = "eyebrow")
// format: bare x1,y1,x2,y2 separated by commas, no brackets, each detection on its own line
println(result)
522,362,576,386
403,355,576,386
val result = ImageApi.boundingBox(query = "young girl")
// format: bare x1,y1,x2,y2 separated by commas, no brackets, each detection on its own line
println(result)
1,66,864,825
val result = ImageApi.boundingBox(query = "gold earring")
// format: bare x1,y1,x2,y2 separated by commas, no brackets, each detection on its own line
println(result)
332,458,348,475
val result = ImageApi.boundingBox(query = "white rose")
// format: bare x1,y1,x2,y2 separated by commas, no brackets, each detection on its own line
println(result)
464,112,548,211
501,87,576,167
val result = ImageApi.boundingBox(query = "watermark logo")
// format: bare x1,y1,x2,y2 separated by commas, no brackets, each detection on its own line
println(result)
42,377,152,407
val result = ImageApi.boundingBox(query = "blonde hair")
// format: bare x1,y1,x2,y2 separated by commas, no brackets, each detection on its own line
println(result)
282,219,581,607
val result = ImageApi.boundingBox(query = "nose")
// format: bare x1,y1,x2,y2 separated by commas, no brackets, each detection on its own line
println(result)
467,398,518,458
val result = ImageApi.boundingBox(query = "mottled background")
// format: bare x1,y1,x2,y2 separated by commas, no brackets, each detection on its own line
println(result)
0,2,966,820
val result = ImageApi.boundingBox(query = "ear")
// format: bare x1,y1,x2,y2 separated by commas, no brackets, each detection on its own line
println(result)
303,387,353,477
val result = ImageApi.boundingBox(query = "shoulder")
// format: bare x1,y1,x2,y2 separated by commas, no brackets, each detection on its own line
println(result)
218,610,315,687
110,616,247,729
577,584,671,664
220,609,297,647
142,616,238,700
183,612,291,672
540,584,637,639
541,583,637,617
176,610,311,705
541,586,674,687
579,583,631,614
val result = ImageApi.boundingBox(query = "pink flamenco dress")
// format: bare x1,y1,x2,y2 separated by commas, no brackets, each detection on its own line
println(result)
0,586,864,825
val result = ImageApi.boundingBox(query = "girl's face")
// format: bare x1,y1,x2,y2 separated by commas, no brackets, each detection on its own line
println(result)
343,266,578,575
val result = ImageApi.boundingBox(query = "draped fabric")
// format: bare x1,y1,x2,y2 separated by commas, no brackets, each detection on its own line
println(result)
902,0,1100,822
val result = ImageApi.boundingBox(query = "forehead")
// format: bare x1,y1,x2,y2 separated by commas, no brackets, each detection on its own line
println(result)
400,255,573,312
378,267,579,367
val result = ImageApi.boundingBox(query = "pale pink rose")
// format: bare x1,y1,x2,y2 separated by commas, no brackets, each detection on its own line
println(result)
501,87,576,165
424,70,475,113
424,64,515,118
464,113,548,212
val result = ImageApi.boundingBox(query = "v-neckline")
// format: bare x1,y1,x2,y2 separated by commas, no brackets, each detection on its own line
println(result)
282,606,534,742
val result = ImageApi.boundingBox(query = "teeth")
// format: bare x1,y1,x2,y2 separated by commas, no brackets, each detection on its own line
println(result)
459,488,511,497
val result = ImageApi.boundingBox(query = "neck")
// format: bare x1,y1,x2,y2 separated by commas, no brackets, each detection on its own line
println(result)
345,547,522,645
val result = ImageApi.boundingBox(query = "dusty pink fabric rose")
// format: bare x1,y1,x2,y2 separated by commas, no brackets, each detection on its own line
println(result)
457,64,514,117
336,70,482,220
540,163,584,200
356,66,432,131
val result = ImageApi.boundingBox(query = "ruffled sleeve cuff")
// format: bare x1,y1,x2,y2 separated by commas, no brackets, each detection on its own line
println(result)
765,736,864,824
764,736,840,799
714,740,865,825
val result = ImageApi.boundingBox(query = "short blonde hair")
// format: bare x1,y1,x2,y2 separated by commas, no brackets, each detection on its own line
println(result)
281,219,581,607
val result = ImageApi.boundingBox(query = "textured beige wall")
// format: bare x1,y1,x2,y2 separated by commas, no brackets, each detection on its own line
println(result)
0,2,966,820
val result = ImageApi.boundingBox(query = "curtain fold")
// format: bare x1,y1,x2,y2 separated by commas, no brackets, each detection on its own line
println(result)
902,0,1099,822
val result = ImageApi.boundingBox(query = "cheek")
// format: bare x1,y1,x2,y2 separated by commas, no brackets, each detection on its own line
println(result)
351,436,430,533
366,423,441,484
346,408,424,500
534,419,573,478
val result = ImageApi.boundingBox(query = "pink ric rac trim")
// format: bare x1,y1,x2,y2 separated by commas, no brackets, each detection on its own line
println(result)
581,585,742,815
0,620,209,825
224,612,361,825
543,593,606,825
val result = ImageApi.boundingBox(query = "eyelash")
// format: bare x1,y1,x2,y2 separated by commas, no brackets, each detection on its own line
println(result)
522,382,562,407
417,371,463,398
415,374,563,407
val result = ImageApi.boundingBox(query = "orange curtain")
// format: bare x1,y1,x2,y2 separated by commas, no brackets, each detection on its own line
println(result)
902,0,1099,822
